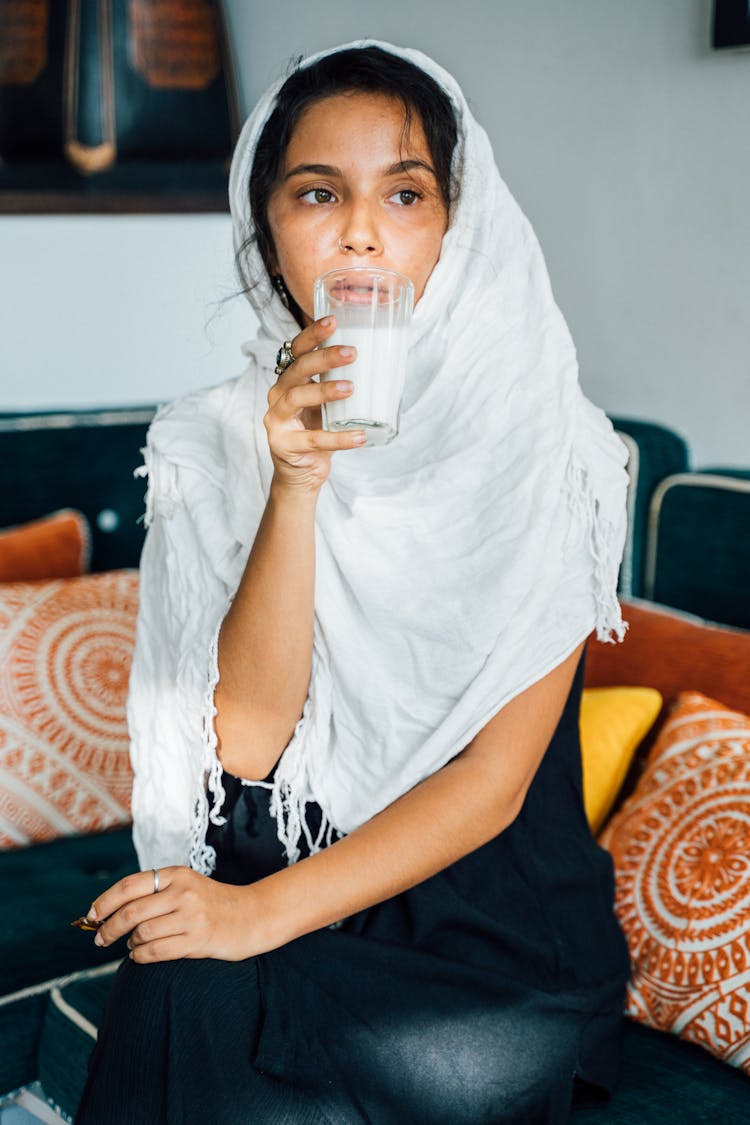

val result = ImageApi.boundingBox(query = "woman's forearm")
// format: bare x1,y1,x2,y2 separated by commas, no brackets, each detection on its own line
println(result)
248,750,516,952
243,641,584,954
213,319,357,781
214,478,318,779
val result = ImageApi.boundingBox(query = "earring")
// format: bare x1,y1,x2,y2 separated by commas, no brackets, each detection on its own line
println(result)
273,274,290,309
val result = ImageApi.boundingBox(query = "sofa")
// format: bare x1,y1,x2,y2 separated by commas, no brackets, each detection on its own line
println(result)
0,406,748,1123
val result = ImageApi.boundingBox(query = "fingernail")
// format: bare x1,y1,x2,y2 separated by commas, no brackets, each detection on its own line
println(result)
321,316,333,327
94,932,104,946
339,347,355,358
352,433,367,444
88,905,97,921
336,381,352,391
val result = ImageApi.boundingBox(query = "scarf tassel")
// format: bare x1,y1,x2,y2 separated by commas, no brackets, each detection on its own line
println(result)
266,688,341,866
189,607,231,876
134,439,181,529
565,454,629,646
188,605,338,874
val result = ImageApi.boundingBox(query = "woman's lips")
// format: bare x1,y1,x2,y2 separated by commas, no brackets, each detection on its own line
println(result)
330,282,388,305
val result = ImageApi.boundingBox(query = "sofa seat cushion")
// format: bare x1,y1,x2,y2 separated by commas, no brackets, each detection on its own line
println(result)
0,827,136,998
0,827,135,1094
574,1019,750,1122
38,965,121,1123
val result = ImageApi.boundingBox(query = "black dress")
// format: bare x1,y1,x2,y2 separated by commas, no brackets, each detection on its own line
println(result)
75,645,630,1125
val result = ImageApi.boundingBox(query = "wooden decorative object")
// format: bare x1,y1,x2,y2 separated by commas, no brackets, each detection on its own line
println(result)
0,0,239,213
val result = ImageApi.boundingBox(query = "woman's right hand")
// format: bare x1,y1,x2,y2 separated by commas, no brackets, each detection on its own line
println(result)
265,316,364,494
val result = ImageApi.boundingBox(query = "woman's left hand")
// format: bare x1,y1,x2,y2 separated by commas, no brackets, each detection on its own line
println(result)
86,866,260,963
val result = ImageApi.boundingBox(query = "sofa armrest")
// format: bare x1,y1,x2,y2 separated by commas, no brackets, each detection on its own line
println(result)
585,597,750,719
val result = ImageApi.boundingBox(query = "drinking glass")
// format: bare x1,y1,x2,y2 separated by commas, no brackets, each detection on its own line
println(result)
313,267,414,446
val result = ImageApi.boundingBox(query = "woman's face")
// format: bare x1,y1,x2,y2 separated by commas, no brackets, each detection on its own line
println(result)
266,92,449,325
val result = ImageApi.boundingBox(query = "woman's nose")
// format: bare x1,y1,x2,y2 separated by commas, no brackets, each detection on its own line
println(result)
338,203,383,257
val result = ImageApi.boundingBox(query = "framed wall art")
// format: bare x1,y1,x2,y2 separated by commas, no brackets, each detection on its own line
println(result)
713,0,750,49
0,0,240,213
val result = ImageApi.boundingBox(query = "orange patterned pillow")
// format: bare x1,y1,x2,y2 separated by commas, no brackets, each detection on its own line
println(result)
0,571,138,848
0,509,91,581
599,692,750,1074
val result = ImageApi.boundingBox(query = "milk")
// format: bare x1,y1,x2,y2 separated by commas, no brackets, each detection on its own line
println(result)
322,324,409,445
314,267,414,446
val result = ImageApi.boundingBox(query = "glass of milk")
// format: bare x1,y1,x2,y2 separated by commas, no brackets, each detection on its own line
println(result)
313,267,414,446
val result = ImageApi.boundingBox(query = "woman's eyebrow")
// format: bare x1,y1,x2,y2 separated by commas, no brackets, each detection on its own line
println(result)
284,159,436,181
385,159,436,177
284,163,341,180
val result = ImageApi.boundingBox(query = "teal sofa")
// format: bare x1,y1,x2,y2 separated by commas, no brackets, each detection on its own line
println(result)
0,407,748,1122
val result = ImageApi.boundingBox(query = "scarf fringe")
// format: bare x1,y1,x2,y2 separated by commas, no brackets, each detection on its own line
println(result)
266,689,341,866
565,454,629,646
134,436,180,529
186,600,337,872
188,606,231,875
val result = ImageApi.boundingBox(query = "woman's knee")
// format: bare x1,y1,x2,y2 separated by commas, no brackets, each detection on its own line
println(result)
100,955,259,1040
363,1007,579,1124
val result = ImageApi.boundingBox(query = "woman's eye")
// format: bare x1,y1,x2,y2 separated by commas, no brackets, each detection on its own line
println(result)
390,189,420,206
300,188,335,204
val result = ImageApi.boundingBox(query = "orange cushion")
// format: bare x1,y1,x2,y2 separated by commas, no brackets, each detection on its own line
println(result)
0,572,138,848
0,510,91,582
599,691,750,1075
585,597,750,717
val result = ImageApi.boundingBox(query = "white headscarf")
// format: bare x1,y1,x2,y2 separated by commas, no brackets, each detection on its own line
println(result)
128,40,629,873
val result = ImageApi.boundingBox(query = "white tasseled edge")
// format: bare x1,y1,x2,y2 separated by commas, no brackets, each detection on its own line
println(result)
133,459,151,524
264,695,341,865
134,442,180,529
185,599,341,873
133,435,223,875
564,453,629,646
189,602,233,875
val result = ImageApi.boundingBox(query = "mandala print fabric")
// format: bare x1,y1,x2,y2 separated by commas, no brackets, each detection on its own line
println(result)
600,691,750,1073
0,572,138,847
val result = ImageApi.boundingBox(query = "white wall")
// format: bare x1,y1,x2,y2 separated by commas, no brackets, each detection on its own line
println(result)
0,214,252,410
2,0,748,466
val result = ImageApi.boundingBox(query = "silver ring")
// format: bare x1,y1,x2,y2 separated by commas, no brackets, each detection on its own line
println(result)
152,868,160,894
274,340,296,377
338,237,350,254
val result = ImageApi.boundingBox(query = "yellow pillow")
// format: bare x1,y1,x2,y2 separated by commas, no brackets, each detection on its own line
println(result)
579,687,662,833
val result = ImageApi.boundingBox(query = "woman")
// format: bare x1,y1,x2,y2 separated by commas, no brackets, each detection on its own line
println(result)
75,41,631,1125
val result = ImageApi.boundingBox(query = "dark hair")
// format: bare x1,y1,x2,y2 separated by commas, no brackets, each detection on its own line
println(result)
239,46,459,322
